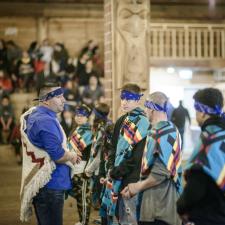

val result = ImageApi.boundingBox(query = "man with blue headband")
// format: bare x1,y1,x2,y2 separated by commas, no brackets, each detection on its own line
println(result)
121,91,182,225
177,88,225,225
101,83,150,225
20,82,79,225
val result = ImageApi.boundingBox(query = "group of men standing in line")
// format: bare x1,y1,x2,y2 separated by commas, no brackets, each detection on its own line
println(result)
20,80,225,225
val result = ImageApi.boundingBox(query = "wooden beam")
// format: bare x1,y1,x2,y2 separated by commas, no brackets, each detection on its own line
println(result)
150,59,225,69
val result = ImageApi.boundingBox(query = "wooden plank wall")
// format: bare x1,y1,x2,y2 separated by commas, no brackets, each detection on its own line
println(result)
0,17,37,50
0,16,104,57
48,18,104,57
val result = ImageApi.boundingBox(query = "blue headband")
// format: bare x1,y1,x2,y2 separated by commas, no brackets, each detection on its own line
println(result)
194,101,225,118
120,90,143,101
93,108,108,120
75,108,90,117
144,100,168,113
39,88,64,101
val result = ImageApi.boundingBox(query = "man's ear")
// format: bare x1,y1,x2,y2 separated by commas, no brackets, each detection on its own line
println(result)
43,100,49,106
202,112,210,122
202,112,207,119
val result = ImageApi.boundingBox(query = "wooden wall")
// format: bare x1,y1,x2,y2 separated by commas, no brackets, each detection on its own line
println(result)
0,17,37,50
0,3,104,56
0,2,224,56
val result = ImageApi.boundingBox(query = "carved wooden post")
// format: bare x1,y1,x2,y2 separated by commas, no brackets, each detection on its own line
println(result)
104,0,150,120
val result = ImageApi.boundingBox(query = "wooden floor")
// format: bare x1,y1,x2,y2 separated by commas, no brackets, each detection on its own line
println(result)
0,145,98,225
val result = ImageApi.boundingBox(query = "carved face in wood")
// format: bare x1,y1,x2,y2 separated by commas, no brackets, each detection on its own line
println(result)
116,0,149,89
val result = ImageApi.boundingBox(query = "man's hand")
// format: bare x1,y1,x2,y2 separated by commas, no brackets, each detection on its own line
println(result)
121,182,141,199
120,186,131,199
69,152,80,164
100,177,106,184
84,169,92,178
82,173,91,179
128,182,142,196
179,213,194,225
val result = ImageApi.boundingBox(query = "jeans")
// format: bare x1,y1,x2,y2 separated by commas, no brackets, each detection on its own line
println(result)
33,187,65,225
118,195,138,225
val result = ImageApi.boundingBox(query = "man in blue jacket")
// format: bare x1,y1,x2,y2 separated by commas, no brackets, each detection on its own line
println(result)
20,81,79,225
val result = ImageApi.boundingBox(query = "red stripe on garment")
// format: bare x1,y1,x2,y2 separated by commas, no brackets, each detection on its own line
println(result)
24,142,45,168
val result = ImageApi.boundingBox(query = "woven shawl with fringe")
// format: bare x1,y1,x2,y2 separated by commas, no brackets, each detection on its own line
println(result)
20,107,75,222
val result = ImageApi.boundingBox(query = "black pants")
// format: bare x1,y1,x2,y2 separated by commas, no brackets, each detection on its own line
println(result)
139,220,169,225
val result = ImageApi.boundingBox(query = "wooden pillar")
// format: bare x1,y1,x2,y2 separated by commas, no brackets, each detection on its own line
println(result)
103,0,114,118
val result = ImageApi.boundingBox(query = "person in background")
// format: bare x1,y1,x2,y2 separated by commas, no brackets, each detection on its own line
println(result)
60,104,75,138
76,53,90,90
39,39,53,76
171,100,191,149
67,104,93,225
0,39,7,71
177,88,225,225
10,121,22,164
34,52,45,95
121,92,182,225
0,69,13,94
16,51,34,92
63,79,81,107
82,75,104,108
0,95,15,144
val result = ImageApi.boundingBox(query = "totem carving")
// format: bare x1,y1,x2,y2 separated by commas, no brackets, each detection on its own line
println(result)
115,0,150,89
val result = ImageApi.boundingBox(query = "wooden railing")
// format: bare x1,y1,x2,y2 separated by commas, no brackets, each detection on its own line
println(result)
149,23,225,59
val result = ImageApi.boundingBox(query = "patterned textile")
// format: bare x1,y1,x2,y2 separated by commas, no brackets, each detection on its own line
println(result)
144,100,174,118
101,107,149,217
69,174,91,225
141,121,183,193
185,124,225,193
90,122,106,159
34,87,64,101
85,122,112,179
68,123,92,156
194,101,225,119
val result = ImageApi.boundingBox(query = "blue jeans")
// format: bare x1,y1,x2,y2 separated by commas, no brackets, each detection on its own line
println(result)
33,187,65,225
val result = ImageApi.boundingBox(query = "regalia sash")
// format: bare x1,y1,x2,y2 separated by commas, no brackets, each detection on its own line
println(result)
68,123,92,156
186,124,225,193
141,121,183,193
101,107,150,217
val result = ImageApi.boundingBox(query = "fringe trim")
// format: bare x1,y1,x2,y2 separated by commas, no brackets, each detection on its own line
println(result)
20,160,56,222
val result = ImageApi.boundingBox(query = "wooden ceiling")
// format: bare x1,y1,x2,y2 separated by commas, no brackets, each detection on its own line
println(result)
0,0,224,20
3,0,225,4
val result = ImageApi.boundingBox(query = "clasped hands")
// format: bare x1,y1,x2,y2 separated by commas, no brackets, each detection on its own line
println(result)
120,182,142,199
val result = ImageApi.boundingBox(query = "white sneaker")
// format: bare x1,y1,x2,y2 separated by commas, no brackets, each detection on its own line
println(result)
74,222,82,225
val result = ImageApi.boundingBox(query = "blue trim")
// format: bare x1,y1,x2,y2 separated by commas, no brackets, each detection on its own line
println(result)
120,90,143,101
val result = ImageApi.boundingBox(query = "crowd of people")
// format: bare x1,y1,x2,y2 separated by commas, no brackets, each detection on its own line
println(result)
0,38,105,163
19,80,225,225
